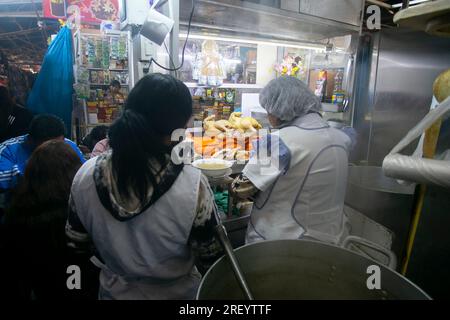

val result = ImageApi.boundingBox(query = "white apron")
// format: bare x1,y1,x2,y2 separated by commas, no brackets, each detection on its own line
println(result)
244,113,351,245
71,159,202,300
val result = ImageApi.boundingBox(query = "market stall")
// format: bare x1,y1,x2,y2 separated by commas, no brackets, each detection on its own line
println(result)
40,0,133,143
2,0,446,302
139,0,363,247
72,28,131,139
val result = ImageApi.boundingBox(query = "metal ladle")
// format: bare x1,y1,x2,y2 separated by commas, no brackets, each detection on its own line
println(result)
214,224,254,300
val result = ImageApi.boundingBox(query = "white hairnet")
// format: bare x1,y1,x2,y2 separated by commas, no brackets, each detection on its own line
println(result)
259,76,322,122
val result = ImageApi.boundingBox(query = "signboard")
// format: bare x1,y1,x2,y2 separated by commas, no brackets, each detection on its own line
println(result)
43,0,120,24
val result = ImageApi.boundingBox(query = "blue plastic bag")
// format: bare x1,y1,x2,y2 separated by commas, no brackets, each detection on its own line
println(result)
27,26,74,136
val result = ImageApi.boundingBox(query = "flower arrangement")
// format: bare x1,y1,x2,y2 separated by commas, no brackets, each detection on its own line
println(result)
274,55,304,77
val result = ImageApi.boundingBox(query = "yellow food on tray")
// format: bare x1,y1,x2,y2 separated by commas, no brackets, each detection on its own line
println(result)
212,149,251,161
214,120,235,132
191,113,261,160
203,113,262,136
229,112,262,131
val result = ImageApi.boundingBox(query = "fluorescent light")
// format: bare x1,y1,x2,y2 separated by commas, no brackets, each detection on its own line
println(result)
179,33,326,52
159,53,242,64
392,0,430,8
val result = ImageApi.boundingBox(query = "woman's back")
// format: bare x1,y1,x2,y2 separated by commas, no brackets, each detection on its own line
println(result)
66,74,222,300
70,156,203,299
246,113,351,244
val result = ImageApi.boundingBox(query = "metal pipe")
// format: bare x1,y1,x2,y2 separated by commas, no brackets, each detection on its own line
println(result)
366,0,393,9
384,73,450,275
401,117,442,275
215,224,254,300
392,0,430,8
168,0,180,78
383,154,450,188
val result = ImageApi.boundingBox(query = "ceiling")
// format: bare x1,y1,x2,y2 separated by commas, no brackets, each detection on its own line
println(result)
0,0,59,65
179,0,361,44
0,0,436,64
179,0,435,43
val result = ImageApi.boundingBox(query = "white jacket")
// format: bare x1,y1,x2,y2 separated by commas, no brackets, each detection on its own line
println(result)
71,158,202,300
244,113,351,245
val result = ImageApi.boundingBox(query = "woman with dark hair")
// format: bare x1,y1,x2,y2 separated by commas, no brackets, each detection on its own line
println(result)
0,85,33,144
80,125,109,154
107,79,125,108
1,140,98,300
66,74,222,300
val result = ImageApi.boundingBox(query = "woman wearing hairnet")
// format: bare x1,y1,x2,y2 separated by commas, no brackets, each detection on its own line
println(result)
232,76,352,245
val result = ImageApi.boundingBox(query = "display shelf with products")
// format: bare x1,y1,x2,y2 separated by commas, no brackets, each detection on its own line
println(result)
191,86,238,122
309,67,347,104
73,29,131,137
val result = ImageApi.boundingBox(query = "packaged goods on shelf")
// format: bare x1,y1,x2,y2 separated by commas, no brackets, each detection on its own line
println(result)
75,30,130,129
190,87,237,121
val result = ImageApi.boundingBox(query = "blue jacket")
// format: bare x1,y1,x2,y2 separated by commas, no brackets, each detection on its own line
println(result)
0,135,85,208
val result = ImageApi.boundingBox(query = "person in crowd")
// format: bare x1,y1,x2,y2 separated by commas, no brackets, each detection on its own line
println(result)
0,85,34,144
79,125,109,155
66,73,223,300
108,80,125,105
232,76,352,245
0,141,98,300
0,114,85,217
91,138,110,157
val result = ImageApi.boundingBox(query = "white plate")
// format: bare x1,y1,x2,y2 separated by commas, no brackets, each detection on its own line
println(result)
192,159,234,178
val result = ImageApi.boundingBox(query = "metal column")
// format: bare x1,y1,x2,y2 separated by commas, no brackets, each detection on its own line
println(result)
169,0,180,77
161,0,180,77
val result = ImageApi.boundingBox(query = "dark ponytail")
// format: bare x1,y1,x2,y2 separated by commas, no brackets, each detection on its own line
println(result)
108,74,192,202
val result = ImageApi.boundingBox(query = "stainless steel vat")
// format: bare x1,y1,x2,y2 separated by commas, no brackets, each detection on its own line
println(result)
345,165,415,263
197,240,430,300
223,215,250,248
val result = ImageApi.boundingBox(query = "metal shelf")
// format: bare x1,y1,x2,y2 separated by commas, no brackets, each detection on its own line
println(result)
180,0,361,43
88,83,110,86
87,83,129,87
185,82,263,89
86,67,129,72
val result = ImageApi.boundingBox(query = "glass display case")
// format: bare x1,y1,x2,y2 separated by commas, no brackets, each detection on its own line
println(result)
174,0,361,126
158,33,355,125
177,38,258,86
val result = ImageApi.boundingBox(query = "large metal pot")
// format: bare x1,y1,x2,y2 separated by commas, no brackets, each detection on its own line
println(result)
197,240,430,300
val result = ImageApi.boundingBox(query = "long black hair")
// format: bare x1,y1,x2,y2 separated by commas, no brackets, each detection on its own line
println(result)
6,140,82,251
108,73,192,202
82,125,108,151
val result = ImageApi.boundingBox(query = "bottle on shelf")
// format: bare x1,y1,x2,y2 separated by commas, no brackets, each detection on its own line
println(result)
314,70,328,102
332,70,345,105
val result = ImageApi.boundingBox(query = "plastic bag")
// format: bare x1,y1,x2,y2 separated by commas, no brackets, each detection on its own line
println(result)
27,27,74,136
383,95,450,188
